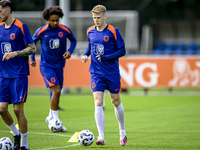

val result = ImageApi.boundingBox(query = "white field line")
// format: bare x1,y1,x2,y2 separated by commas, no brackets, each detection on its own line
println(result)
0,130,71,137
34,143,80,150
0,130,80,149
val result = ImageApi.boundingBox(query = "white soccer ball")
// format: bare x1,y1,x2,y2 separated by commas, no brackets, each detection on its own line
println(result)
0,137,14,150
78,130,94,146
48,119,63,132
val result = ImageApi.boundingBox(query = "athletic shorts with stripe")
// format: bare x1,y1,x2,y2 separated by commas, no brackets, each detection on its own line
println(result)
0,77,28,104
40,66,63,88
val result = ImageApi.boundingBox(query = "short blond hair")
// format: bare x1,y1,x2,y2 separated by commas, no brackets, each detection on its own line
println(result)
91,5,106,14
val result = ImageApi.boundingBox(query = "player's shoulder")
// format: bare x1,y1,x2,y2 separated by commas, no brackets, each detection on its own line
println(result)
87,25,96,35
38,24,49,31
0,22,5,26
14,19,27,27
13,19,28,35
107,24,119,32
58,24,71,34
106,24,119,40
35,24,49,36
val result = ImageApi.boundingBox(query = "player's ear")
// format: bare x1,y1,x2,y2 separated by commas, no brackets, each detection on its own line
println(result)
6,7,11,14
104,14,107,20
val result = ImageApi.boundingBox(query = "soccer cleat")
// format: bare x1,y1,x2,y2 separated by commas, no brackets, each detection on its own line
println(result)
14,134,21,150
96,136,106,145
120,135,127,146
19,146,29,150
60,125,67,132
45,116,52,124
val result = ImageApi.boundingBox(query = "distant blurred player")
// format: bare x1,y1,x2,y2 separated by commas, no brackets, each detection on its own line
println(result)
0,0,36,149
81,5,127,146
30,6,77,132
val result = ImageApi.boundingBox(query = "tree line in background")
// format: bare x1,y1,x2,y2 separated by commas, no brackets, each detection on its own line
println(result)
10,0,200,28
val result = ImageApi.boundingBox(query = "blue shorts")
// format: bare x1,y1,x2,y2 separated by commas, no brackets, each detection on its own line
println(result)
90,73,122,94
0,77,28,104
40,66,63,88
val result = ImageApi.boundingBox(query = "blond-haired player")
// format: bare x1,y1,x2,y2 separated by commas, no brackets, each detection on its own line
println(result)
81,5,127,146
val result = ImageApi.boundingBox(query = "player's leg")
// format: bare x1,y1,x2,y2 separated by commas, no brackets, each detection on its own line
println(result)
50,84,61,119
107,74,127,146
0,102,20,135
0,77,21,150
90,73,106,145
110,93,127,146
11,77,29,149
0,103,21,150
93,91,106,145
49,88,64,111
40,66,59,121
40,66,67,131
13,102,28,149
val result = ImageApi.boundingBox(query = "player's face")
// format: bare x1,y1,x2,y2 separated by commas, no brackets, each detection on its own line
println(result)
92,13,107,28
0,6,9,22
48,15,59,28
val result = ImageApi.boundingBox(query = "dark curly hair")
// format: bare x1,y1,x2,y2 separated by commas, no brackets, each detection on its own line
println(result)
0,0,12,13
43,6,64,21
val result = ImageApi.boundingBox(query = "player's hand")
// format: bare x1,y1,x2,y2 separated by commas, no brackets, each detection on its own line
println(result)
63,51,71,59
81,55,88,63
96,55,101,62
2,52,17,61
30,61,36,67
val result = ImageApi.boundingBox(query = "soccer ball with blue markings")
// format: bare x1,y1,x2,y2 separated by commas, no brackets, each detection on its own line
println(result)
0,137,14,150
48,118,63,132
78,130,94,146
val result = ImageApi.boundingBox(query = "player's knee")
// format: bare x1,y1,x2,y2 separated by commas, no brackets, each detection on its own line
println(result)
0,107,7,115
111,99,120,107
52,88,61,96
95,100,103,106
13,108,23,117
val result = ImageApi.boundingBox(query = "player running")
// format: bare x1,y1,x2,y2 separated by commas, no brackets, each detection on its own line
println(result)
30,6,77,132
81,5,127,146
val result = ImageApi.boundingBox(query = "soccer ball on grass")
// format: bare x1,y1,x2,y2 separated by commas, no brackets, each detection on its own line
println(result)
48,119,63,132
0,137,14,150
78,130,94,146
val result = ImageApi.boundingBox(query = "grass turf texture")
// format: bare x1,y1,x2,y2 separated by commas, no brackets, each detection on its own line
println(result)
0,88,200,150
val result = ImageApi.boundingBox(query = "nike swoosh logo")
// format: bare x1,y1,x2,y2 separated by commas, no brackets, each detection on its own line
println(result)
45,35,49,37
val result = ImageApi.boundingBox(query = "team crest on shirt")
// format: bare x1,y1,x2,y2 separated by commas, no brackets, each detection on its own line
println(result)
1,42,12,54
10,33,15,40
94,44,104,55
49,39,60,49
58,32,63,37
104,35,109,42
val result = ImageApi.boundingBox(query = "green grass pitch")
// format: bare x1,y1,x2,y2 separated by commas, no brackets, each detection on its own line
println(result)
0,88,200,150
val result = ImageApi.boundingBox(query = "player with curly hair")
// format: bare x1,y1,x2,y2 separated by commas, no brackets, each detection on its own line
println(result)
30,6,77,132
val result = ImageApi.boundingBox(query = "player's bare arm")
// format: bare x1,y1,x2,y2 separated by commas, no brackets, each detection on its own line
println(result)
2,42,36,61
17,42,36,56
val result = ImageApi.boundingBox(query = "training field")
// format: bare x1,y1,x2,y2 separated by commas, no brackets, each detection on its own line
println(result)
0,88,200,150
